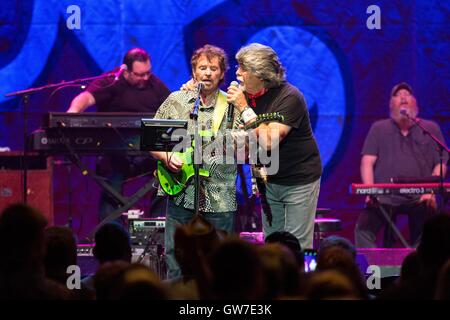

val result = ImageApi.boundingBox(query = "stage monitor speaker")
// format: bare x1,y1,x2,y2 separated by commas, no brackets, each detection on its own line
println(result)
0,152,53,225
76,244,167,279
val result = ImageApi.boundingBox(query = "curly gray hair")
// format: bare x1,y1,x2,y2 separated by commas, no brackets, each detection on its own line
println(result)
236,43,286,88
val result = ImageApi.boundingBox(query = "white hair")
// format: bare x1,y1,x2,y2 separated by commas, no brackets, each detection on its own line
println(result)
236,43,286,88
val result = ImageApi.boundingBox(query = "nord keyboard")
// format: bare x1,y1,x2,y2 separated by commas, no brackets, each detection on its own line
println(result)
45,112,155,128
350,183,450,195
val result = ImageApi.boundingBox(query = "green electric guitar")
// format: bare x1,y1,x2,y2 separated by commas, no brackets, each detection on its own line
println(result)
156,112,284,196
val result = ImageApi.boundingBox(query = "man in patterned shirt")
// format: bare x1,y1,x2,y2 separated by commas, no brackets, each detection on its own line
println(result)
150,45,240,279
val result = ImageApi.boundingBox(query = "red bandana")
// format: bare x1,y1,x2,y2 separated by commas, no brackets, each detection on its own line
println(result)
247,88,268,108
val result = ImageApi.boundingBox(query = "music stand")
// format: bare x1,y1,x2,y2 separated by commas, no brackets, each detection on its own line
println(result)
86,119,188,241
140,119,188,152
139,119,188,272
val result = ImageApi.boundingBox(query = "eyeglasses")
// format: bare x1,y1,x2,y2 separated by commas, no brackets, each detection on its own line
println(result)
130,70,151,78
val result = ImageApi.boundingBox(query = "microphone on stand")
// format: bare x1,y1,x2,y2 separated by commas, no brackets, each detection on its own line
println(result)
196,81,204,93
400,108,409,117
114,64,127,81
227,81,239,129
400,107,420,127
190,82,204,119
400,108,418,122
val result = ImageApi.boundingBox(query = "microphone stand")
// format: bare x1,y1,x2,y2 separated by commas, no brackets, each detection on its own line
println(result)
190,83,203,216
405,114,450,213
4,73,115,204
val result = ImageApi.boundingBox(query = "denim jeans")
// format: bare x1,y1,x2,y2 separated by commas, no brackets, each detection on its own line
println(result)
260,178,321,250
164,201,235,279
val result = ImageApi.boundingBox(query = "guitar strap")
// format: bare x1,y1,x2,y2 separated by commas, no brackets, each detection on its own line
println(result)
192,90,228,177
212,90,228,135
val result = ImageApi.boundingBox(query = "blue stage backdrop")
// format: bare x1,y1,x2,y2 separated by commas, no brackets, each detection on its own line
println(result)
0,0,449,241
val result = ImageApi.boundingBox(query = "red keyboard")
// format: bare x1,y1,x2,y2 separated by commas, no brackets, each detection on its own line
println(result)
350,183,450,195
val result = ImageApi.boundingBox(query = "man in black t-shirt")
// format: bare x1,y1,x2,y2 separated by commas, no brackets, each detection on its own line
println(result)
68,48,169,113
354,82,448,248
227,43,322,250
67,48,170,223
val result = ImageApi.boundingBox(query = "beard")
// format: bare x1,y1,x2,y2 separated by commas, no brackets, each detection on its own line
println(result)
390,106,418,127
136,80,148,89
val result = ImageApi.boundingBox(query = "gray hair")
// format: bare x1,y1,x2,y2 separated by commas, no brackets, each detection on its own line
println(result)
236,43,286,88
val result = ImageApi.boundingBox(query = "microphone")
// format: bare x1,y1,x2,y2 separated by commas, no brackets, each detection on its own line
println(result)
227,81,239,129
400,108,409,118
114,64,127,81
196,81,204,93
190,82,204,119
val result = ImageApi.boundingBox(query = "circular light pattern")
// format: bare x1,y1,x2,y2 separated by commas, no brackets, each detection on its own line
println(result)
246,26,347,168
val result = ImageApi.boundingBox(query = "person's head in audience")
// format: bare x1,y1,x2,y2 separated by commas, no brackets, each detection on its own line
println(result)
417,214,450,297
94,260,130,299
435,259,450,300
305,270,360,300
94,262,167,300
93,222,132,264
174,214,222,280
418,214,450,271
0,203,47,274
258,243,301,299
320,235,357,260
265,231,304,268
399,251,421,288
0,204,71,299
209,237,265,300
115,264,168,300
43,226,77,284
317,246,368,299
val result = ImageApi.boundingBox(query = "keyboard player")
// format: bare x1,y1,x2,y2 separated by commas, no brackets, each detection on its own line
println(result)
67,48,170,224
354,82,448,248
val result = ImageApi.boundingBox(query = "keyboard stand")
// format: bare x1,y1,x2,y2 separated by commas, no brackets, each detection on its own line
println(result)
59,132,157,241
377,204,411,248
87,177,157,241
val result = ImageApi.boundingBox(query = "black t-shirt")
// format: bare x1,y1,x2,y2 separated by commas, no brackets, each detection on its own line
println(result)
251,82,322,185
87,71,170,113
